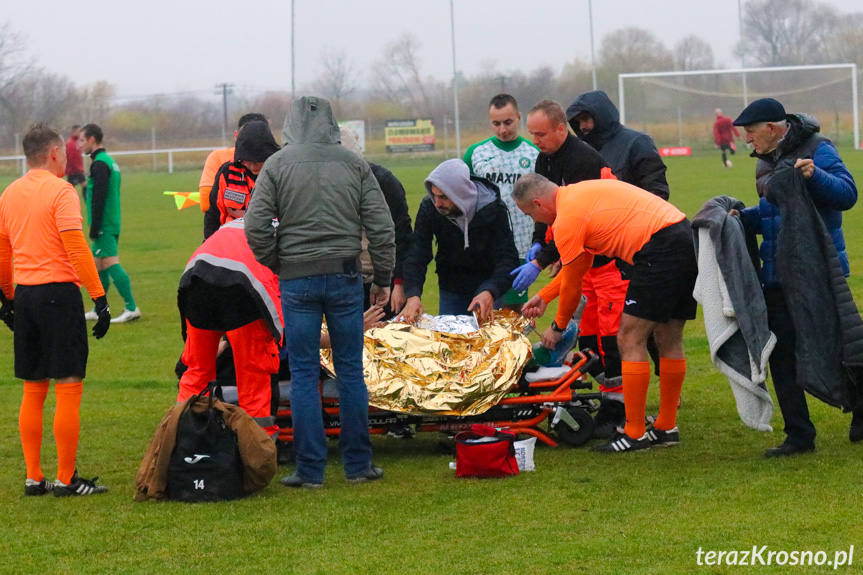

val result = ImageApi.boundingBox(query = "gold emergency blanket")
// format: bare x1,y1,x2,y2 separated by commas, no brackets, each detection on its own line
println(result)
320,310,532,416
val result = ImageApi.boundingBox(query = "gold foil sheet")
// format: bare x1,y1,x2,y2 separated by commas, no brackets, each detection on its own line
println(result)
320,310,533,416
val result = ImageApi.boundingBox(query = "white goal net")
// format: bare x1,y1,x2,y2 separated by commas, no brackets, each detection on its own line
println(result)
618,64,860,152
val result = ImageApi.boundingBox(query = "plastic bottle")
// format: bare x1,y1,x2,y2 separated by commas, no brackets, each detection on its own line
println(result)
531,295,586,367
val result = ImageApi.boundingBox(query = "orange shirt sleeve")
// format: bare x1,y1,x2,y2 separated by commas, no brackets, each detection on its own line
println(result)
60,230,105,299
536,253,593,328
0,234,13,300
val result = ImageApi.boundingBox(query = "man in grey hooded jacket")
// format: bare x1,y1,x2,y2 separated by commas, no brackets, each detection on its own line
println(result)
245,96,395,487
399,159,518,323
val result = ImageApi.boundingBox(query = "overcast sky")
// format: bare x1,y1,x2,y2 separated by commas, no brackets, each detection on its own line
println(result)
5,0,862,100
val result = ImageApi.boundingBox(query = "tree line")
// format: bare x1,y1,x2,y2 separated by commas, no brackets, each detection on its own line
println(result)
0,0,861,152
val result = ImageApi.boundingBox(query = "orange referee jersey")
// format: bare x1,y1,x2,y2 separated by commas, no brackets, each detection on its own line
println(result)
552,179,685,266
0,169,84,287
198,147,235,212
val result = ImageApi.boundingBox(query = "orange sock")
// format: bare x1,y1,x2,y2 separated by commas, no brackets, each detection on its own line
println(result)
54,381,82,484
654,358,686,431
20,381,49,481
622,361,651,439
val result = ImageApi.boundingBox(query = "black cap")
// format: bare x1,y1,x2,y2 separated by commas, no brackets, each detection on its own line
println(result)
234,121,280,162
732,98,786,126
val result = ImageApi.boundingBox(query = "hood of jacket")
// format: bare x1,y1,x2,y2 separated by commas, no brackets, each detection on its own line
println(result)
566,90,622,150
424,159,498,248
234,121,280,163
282,96,341,146
776,113,821,158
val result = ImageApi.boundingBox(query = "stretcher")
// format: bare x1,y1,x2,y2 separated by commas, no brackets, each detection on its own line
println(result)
274,349,602,448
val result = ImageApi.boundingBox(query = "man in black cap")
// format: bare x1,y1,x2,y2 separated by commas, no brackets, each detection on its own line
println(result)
731,97,860,456
203,121,280,239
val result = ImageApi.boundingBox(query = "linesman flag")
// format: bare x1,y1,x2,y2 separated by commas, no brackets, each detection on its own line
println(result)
164,191,201,210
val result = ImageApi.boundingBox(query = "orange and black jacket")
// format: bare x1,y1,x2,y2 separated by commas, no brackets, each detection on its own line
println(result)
203,162,255,240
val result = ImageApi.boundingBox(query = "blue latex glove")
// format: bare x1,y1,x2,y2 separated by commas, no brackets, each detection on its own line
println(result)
526,242,542,262
510,261,541,292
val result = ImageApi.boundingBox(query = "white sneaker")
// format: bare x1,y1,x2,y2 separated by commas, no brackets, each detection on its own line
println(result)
84,310,98,321
111,307,141,323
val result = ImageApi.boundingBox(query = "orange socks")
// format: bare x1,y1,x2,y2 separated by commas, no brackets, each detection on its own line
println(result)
654,358,686,431
54,382,83,485
20,381,49,481
622,361,651,439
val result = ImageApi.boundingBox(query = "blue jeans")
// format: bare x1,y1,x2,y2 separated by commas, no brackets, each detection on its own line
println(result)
281,273,372,482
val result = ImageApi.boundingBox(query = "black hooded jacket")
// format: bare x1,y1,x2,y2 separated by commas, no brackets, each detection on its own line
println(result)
203,122,280,239
566,90,669,200
531,134,607,268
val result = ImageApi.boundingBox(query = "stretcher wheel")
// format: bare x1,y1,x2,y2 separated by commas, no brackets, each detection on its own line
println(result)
553,407,594,447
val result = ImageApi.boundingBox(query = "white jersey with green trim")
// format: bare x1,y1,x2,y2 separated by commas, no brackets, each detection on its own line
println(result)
463,136,539,258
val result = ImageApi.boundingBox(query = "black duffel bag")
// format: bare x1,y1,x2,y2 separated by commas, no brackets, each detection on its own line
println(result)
167,384,245,502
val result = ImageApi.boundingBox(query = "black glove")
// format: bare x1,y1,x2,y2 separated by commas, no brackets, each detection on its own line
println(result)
92,295,110,339
0,296,13,332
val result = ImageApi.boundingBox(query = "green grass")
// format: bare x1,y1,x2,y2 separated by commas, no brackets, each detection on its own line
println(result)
2,149,863,574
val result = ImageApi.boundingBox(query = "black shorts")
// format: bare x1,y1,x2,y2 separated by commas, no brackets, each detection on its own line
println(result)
14,283,88,380
66,173,86,186
624,219,698,323
718,144,735,154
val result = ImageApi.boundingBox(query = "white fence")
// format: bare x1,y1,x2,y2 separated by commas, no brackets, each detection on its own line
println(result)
0,146,218,177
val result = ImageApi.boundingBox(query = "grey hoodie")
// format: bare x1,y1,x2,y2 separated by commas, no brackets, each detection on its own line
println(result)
424,159,496,248
244,96,395,285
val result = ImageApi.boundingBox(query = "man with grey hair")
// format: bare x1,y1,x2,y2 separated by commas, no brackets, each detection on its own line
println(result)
514,173,697,453
731,97,860,456
245,96,395,487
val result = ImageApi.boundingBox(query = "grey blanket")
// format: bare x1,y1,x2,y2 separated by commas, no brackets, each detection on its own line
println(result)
768,166,863,410
692,195,775,431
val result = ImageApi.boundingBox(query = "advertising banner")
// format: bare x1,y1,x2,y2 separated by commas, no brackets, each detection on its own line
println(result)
385,119,435,153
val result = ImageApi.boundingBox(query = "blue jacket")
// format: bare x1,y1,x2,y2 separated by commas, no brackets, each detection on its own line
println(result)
739,113,857,287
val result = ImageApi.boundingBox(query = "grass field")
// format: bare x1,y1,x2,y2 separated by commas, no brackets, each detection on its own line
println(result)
2,149,863,574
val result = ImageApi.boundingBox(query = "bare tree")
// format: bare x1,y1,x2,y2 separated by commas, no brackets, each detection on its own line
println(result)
312,49,358,118
0,22,35,98
599,28,674,74
737,0,840,66
825,12,863,68
674,35,715,71
75,81,116,125
372,34,433,116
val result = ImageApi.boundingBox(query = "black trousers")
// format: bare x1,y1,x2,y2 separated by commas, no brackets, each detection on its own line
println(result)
764,286,817,447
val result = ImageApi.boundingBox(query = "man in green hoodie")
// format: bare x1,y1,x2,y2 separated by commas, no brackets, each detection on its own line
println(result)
245,96,395,488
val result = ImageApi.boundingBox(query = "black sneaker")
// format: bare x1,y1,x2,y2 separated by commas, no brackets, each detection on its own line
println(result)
281,472,323,489
386,423,415,439
346,465,384,483
53,472,108,497
592,431,651,453
646,425,680,447
24,478,54,496
593,399,625,439
850,410,863,443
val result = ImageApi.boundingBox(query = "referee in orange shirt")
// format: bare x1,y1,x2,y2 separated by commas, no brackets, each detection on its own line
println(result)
0,124,111,496
514,173,698,453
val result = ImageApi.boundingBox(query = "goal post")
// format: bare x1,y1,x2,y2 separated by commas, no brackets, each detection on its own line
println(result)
618,64,860,151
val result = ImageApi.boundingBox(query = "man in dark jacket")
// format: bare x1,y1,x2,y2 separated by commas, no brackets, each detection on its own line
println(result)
733,98,860,456
566,90,669,199
203,121,280,240
338,126,412,316
399,158,518,323
565,90,671,436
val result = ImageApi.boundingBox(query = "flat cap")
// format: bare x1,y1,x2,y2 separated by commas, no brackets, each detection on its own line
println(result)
732,98,786,126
